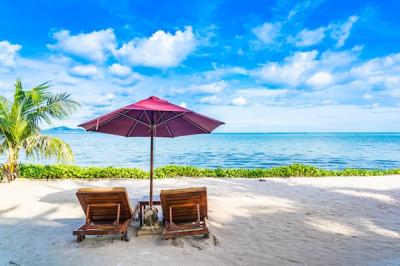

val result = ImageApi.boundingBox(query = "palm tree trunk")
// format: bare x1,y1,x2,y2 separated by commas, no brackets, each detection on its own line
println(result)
2,147,19,182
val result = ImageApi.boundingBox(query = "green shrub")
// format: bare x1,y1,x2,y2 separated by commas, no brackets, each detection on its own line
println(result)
15,163,400,179
19,164,148,179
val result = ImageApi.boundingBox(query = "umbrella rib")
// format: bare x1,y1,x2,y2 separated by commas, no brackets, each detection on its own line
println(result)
182,116,210,133
155,112,186,127
119,113,150,127
155,111,166,125
144,111,152,125
87,109,127,131
162,114,174,137
126,111,145,137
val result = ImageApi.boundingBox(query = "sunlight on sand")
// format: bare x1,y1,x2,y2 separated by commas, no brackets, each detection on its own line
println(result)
305,217,362,236
361,220,400,239
333,189,396,204
209,195,298,225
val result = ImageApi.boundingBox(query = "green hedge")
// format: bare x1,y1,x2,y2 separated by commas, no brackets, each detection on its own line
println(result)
19,164,148,179
16,163,400,179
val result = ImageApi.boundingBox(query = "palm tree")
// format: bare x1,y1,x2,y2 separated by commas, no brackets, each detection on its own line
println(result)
0,80,80,182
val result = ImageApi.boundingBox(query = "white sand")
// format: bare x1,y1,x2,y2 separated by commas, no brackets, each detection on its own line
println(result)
1,176,400,266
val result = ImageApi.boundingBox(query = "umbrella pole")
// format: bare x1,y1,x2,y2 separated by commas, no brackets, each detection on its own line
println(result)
149,127,154,209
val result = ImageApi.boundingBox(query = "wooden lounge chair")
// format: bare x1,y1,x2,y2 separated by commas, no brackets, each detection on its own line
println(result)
73,187,136,242
160,187,209,239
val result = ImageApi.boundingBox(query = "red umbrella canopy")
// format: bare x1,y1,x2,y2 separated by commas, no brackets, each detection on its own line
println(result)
79,96,224,137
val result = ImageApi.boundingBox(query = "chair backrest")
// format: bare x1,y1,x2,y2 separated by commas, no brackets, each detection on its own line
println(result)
76,187,133,221
160,187,207,223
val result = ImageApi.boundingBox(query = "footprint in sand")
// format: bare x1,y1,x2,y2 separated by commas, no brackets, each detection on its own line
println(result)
170,234,221,249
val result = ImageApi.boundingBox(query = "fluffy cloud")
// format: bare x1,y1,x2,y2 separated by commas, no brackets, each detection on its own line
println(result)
330,16,359,48
231,96,247,106
285,15,358,49
350,53,400,98
169,80,228,96
189,80,227,94
252,22,281,44
202,65,248,80
69,65,102,78
290,27,326,47
0,40,22,67
253,48,366,90
231,88,290,106
362,93,373,100
108,63,132,78
306,71,333,87
107,63,142,86
235,88,289,98
256,50,318,86
48,29,116,62
199,95,221,104
94,93,115,107
116,26,197,68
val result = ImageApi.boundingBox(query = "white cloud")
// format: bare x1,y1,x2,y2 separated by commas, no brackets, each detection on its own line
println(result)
256,50,318,86
290,27,326,47
169,80,228,96
231,96,247,106
363,93,373,100
108,63,132,78
306,71,333,87
189,80,228,94
108,64,143,86
350,53,400,95
321,99,336,105
231,88,290,106
365,102,380,108
69,65,102,78
252,22,281,44
319,47,361,68
48,29,116,62
199,95,221,104
235,88,289,98
116,26,197,68
0,40,22,67
253,48,368,92
330,15,359,48
203,64,248,80
179,102,187,108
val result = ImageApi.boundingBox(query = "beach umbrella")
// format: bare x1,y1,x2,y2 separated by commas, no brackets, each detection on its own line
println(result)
78,96,224,209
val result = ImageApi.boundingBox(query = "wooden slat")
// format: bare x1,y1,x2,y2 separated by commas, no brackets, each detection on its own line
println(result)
160,187,208,226
76,187,134,221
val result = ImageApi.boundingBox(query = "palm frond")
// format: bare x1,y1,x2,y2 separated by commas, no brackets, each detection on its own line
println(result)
13,79,25,105
0,139,8,155
26,92,80,126
0,96,12,134
23,134,74,163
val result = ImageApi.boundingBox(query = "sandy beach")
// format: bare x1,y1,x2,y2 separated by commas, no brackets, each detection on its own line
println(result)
1,176,400,266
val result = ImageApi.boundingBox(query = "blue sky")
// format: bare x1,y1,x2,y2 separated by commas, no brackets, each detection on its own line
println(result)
0,0,400,131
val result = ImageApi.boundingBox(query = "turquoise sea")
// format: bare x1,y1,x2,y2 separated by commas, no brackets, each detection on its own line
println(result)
13,132,400,170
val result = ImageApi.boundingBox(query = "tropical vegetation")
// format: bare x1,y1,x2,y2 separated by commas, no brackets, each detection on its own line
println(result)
17,163,400,180
0,80,79,182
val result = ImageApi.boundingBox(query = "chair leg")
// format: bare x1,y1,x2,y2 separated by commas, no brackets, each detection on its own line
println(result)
121,232,129,242
76,235,85,242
